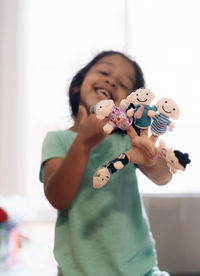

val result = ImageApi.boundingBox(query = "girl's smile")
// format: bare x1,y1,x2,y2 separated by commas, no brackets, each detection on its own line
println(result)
79,54,136,112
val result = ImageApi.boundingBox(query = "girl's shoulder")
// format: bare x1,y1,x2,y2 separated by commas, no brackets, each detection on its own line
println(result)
43,129,77,150
45,129,76,140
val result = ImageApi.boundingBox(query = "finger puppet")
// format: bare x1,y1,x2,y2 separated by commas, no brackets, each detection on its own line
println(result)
90,99,134,134
124,88,157,129
148,97,180,136
158,140,191,174
93,153,129,188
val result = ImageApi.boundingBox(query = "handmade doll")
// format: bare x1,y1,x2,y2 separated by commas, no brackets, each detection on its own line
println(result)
93,139,191,188
93,153,129,188
91,88,157,134
158,140,191,174
122,88,157,129
90,99,134,134
148,97,180,137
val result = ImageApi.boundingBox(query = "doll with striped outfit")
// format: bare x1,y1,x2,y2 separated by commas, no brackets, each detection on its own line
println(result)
93,97,181,189
148,97,180,141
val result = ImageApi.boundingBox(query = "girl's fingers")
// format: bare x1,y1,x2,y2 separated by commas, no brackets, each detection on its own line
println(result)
126,126,138,140
149,134,158,144
127,136,157,164
128,125,159,147
140,128,148,137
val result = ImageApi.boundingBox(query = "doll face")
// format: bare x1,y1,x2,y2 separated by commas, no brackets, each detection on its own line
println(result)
166,150,184,171
79,54,136,112
129,88,155,106
93,99,115,119
156,97,180,119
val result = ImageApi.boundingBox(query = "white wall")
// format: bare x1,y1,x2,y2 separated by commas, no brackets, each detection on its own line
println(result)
143,194,200,273
0,0,28,196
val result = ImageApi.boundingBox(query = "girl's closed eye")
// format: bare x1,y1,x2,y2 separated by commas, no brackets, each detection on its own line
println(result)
99,70,109,76
119,82,128,90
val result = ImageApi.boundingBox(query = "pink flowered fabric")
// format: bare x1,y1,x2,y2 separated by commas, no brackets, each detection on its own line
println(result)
108,106,133,130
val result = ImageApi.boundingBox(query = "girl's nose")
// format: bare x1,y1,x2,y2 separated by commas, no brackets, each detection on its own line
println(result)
105,79,116,88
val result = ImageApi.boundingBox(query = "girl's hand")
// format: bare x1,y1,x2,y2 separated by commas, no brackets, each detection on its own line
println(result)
43,104,109,209
76,105,108,149
126,127,158,167
126,127,172,185
93,126,172,189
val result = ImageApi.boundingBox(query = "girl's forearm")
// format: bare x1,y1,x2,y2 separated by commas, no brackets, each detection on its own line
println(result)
44,134,92,210
138,156,172,185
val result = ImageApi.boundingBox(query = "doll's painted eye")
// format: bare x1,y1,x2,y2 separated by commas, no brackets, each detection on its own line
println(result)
173,108,176,111
165,101,168,103
100,106,102,108
171,160,174,163
146,93,149,95
136,94,138,96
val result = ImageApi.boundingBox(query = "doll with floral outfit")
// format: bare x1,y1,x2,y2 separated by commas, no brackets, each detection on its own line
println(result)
94,96,181,188
91,88,156,135
90,98,133,134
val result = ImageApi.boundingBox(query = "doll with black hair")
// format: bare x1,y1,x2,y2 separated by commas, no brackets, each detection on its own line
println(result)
158,140,191,174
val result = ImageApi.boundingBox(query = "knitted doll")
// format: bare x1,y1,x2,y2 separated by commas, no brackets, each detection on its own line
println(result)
90,99,134,134
148,97,180,137
158,140,191,174
122,88,157,129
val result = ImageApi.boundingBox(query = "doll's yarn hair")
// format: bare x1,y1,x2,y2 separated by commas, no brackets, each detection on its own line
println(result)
68,50,145,118
174,150,191,168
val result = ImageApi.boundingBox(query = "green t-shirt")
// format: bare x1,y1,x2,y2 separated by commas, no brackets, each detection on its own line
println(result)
40,130,157,276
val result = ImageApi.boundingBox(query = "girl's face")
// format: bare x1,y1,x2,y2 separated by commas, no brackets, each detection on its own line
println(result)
79,54,136,111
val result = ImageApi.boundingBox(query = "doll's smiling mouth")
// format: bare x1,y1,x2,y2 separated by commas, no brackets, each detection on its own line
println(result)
162,105,171,113
137,98,147,103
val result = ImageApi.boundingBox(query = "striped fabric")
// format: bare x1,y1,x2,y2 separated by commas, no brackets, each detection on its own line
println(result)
151,113,170,136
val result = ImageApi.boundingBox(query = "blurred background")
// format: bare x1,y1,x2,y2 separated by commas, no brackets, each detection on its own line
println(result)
0,0,199,275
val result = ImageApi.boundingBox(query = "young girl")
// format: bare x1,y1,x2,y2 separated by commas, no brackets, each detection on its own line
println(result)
39,51,172,276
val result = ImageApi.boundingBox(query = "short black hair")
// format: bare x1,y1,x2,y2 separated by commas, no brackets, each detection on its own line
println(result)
68,50,145,119
174,150,191,169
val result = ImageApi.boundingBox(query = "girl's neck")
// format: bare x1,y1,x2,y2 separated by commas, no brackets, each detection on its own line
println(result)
68,112,82,132
69,124,78,132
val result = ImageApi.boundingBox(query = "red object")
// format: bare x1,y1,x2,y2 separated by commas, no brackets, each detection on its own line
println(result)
0,207,8,223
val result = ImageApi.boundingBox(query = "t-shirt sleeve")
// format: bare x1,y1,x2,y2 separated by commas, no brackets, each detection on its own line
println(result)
39,131,67,182
151,105,157,111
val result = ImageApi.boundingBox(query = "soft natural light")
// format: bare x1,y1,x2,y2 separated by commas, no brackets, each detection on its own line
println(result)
22,0,200,210
25,0,128,210
127,0,200,193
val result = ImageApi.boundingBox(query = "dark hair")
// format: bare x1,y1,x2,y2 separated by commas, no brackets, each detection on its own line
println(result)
68,50,145,118
174,150,191,169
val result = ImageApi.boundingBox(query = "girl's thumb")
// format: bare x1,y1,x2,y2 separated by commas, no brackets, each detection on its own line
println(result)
78,105,88,122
